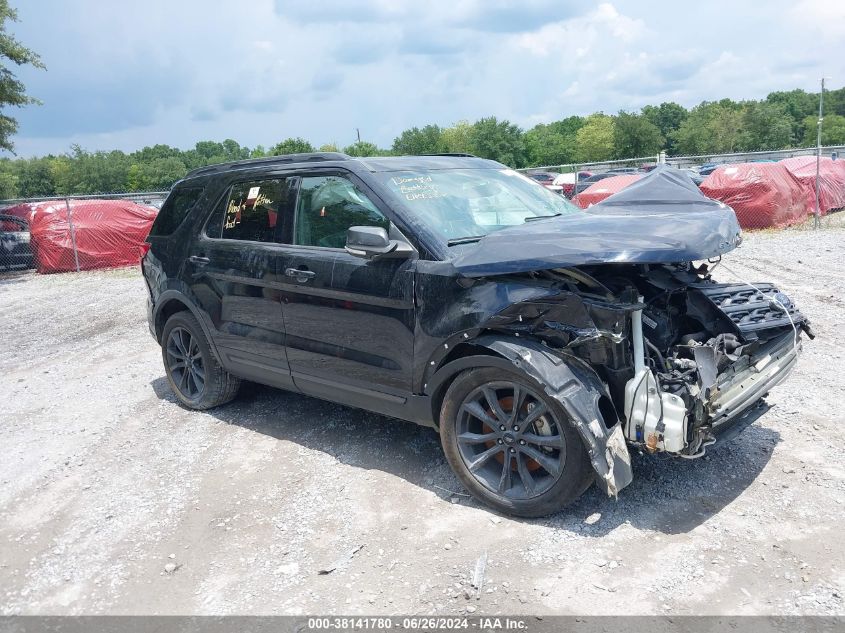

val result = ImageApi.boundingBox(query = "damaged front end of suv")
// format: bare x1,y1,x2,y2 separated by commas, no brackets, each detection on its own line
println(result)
418,168,811,506
471,260,809,497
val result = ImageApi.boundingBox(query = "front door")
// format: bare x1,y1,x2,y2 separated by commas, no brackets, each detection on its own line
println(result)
275,172,416,402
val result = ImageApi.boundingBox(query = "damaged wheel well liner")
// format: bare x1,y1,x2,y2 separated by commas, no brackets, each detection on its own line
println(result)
425,335,633,496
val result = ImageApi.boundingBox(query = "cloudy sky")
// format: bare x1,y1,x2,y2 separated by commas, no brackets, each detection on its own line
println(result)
8,0,844,157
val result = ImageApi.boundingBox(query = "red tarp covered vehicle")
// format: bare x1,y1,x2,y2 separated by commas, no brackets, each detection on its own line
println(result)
2,199,157,273
779,156,845,214
699,163,812,229
2,202,39,224
572,174,642,209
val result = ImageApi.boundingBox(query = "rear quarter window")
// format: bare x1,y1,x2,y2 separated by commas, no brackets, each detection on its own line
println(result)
149,187,204,236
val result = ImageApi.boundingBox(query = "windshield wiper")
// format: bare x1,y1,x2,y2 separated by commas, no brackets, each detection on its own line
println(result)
524,213,562,222
447,235,486,246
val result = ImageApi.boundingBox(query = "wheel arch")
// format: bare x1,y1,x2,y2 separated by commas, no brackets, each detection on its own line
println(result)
428,334,633,498
153,290,223,364
425,344,511,428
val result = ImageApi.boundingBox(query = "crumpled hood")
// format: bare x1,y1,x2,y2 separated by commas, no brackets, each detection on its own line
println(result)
450,167,742,277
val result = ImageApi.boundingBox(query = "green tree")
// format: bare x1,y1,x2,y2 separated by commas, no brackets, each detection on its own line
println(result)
48,155,73,194
441,120,473,154
467,117,526,167
127,157,187,191
525,124,571,166
672,102,744,155
738,102,793,151
0,157,17,197
613,111,664,158
184,139,249,168
319,142,340,152
392,124,447,155
524,116,583,166
130,144,183,163
575,114,615,162
222,138,249,161
641,102,687,153
0,169,16,198
269,137,315,155
0,1,45,153
343,141,381,157
766,89,817,142
801,113,845,146
14,156,54,196
60,146,131,193
825,87,845,117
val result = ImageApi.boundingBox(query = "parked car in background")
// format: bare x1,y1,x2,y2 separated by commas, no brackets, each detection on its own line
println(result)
698,163,720,176
527,171,564,194
0,215,34,271
681,168,705,186
607,167,640,174
552,171,592,198
572,172,616,196
572,173,643,208
527,171,556,185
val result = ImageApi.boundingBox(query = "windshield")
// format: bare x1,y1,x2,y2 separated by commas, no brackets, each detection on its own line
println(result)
375,168,579,243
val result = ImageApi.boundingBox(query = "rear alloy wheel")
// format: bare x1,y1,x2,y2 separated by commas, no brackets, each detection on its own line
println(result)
166,326,205,400
161,311,241,410
440,367,593,517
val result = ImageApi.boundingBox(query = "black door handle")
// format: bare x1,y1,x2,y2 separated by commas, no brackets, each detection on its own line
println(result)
285,267,316,282
189,255,210,265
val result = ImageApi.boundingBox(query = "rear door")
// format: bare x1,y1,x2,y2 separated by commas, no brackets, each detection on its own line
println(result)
274,170,417,401
186,176,297,389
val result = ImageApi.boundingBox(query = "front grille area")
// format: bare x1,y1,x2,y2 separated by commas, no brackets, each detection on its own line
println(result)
691,282,805,336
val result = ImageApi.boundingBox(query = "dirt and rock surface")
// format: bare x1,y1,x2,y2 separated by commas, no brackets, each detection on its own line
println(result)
1,224,844,616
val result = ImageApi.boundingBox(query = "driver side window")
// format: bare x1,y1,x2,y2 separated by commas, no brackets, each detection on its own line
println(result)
294,175,389,248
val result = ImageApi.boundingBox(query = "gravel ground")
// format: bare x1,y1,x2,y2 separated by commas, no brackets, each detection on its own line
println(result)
1,224,844,616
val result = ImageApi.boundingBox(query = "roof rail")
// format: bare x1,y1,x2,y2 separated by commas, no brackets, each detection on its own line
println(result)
184,152,350,178
418,153,478,158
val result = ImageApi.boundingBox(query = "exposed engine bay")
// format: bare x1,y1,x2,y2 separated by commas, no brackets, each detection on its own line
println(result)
493,260,813,460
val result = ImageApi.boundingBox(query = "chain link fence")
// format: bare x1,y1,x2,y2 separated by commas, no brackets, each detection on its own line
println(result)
0,192,168,273
519,145,845,230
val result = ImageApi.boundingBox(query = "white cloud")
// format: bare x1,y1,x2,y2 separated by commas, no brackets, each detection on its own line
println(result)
512,3,646,57
8,0,844,156
788,0,845,40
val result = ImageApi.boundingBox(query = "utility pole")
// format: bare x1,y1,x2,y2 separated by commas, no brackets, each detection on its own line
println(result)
814,77,825,229
356,128,361,143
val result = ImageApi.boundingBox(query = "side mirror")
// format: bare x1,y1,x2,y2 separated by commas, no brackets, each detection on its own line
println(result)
345,226,412,260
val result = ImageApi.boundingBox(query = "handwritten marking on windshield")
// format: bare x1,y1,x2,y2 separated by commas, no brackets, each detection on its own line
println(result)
391,175,446,201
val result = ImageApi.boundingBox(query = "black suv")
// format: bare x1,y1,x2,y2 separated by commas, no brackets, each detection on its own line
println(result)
142,154,810,517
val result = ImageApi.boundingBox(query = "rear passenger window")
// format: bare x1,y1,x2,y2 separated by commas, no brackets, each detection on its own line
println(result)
217,179,290,243
149,187,203,236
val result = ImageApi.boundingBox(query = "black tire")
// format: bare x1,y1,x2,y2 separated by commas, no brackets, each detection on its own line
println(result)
161,311,241,410
439,367,594,518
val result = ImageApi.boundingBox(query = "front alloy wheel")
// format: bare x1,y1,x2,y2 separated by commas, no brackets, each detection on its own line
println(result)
456,381,565,499
440,367,593,517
